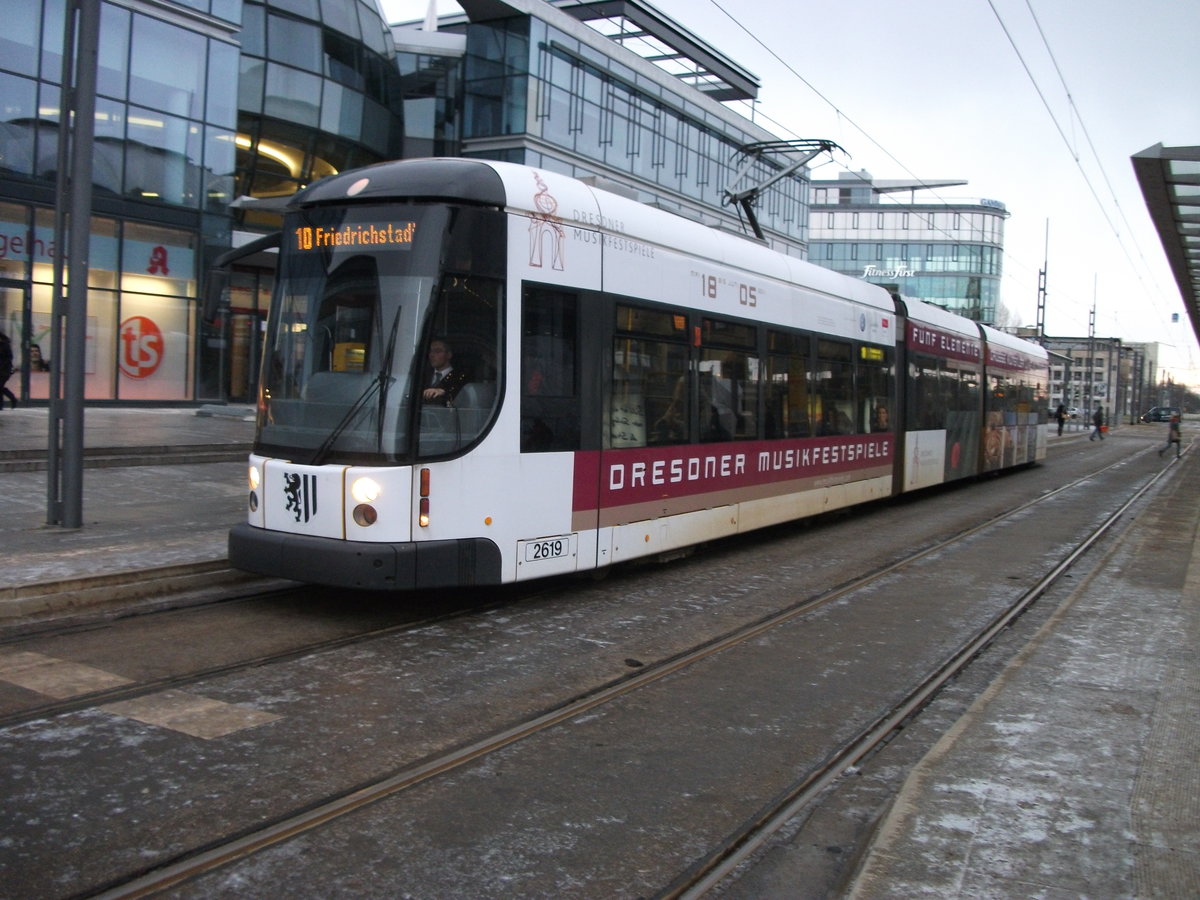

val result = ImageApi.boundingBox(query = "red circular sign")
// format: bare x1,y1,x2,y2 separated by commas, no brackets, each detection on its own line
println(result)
119,316,164,379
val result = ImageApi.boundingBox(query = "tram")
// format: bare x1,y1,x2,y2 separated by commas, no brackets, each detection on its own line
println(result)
228,158,1048,590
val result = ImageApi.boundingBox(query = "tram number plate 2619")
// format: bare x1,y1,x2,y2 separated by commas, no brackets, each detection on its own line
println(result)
521,533,577,563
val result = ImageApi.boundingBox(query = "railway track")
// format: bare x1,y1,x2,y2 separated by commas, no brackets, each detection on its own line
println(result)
0,582,520,730
0,448,1139,731
664,450,1177,898
68,447,1172,900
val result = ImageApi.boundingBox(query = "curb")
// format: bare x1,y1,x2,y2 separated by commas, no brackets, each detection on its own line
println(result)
0,560,291,626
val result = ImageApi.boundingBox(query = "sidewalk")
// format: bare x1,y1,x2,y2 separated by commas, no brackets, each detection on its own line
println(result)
837,446,1200,899
0,405,256,621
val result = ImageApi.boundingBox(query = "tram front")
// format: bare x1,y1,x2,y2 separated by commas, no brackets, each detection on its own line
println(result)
229,169,507,590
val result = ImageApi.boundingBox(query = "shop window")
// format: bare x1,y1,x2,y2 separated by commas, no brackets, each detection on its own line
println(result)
267,14,322,71
264,63,321,128
0,0,38,76
129,14,205,119
206,39,240,128
0,72,36,177
121,222,197,298
97,3,130,100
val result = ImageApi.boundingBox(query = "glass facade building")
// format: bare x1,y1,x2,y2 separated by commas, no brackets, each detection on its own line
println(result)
0,0,243,403
808,170,1009,324
454,4,809,248
0,0,864,406
0,0,419,404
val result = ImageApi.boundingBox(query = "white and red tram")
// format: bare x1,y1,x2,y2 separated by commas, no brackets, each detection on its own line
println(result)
229,159,1048,590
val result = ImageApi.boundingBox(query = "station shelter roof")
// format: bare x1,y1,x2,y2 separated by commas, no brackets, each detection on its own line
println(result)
1131,143,1200,348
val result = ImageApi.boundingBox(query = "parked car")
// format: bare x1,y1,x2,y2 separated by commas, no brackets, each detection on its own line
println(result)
1140,406,1181,423
1049,406,1080,419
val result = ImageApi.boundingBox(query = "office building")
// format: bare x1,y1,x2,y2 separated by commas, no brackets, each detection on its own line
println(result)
808,169,1009,323
0,0,873,404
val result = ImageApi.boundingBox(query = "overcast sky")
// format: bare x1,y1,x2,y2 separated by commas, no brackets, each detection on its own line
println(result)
382,0,1200,386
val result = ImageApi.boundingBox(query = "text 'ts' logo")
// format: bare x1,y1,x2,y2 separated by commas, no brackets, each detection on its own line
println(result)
119,316,164,379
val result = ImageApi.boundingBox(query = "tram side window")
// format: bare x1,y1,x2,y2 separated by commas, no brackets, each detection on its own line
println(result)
956,364,981,413
908,354,947,430
858,345,894,432
766,330,810,438
1029,370,1048,422
417,275,504,457
610,304,689,448
700,317,758,442
813,339,855,435
521,288,580,452
989,372,1012,414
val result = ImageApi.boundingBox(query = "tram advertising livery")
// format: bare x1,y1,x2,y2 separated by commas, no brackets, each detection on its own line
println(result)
228,159,1048,590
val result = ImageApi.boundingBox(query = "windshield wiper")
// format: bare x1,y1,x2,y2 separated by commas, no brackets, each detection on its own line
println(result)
306,375,384,466
375,308,403,450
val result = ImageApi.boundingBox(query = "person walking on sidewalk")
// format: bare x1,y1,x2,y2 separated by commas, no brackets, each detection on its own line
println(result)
1055,404,1067,436
1089,404,1105,441
1159,414,1182,458
0,330,16,410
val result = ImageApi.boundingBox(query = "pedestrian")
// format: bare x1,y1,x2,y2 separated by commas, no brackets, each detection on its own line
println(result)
1089,405,1105,441
1159,414,1182,459
1055,404,1067,436
0,330,16,410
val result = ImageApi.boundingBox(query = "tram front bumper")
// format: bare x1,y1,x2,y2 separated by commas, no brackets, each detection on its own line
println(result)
229,522,502,590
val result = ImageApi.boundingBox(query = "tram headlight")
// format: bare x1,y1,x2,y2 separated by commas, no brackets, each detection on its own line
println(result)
248,465,260,491
351,476,381,504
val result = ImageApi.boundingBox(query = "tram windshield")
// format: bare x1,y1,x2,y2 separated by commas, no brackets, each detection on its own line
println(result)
256,203,505,464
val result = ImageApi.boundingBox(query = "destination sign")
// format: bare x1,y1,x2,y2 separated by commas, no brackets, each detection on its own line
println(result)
291,222,417,252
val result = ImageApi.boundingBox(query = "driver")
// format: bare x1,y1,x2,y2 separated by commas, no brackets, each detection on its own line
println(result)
422,338,470,406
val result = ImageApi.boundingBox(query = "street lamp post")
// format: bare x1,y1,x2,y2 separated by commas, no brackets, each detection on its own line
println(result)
47,0,99,529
